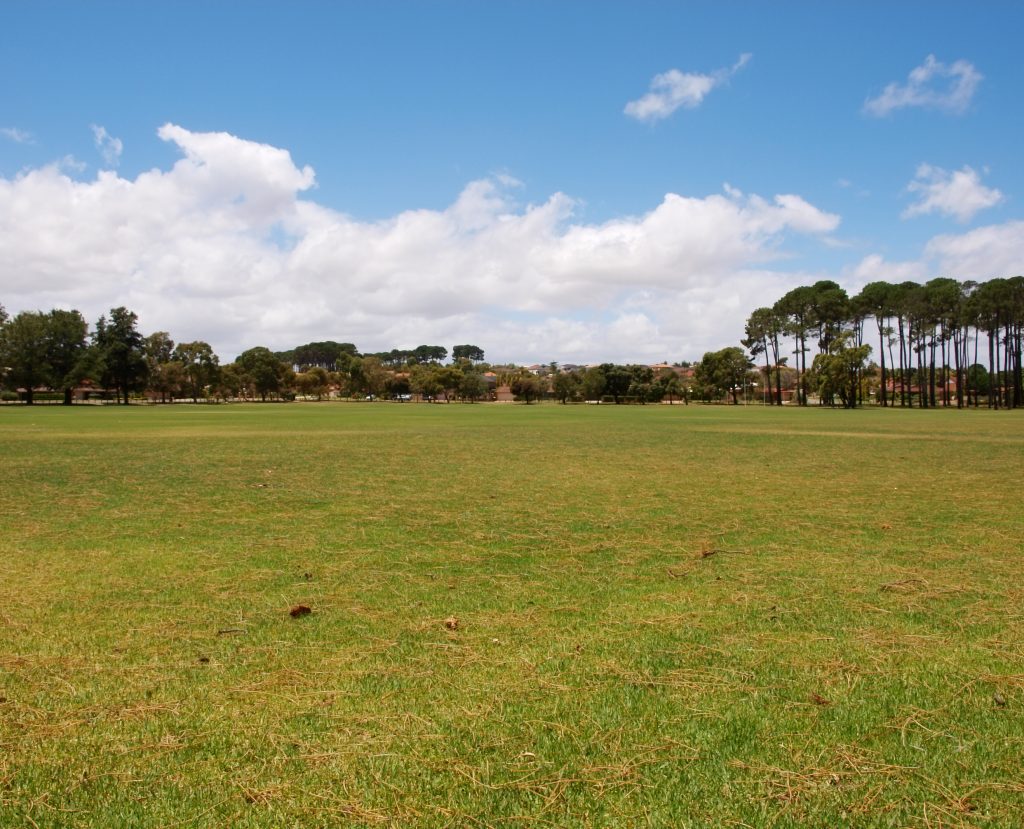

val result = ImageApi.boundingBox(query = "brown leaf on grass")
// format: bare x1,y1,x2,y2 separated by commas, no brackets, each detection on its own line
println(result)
993,691,1007,707
810,692,832,706
290,604,312,618
444,616,459,631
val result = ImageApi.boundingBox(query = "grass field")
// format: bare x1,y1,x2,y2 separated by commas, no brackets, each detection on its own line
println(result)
1,402,1022,827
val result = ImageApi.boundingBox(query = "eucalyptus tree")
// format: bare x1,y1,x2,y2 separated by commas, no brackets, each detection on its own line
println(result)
409,363,443,400
509,372,542,404
971,279,1009,408
295,366,330,399
885,282,920,406
0,311,50,404
580,366,606,401
695,347,754,405
743,306,785,405
144,332,182,402
774,286,815,405
236,346,291,401
1005,276,1024,408
656,368,684,404
552,369,581,403
42,309,89,404
458,371,488,402
921,278,963,407
853,282,896,406
173,341,220,402
599,364,633,404
811,332,871,409
434,365,465,402
809,280,850,356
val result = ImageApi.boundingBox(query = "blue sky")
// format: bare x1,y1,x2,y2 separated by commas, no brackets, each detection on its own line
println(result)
2,1,1022,363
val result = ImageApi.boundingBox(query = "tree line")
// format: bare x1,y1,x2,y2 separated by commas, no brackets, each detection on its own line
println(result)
0,303,500,405
3,275,1022,409
741,276,1024,409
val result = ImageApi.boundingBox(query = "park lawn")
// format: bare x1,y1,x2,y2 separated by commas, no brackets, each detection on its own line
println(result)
0,401,1022,827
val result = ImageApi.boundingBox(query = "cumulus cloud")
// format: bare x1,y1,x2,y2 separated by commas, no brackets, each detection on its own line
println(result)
848,219,1024,298
924,221,1024,279
845,254,928,293
91,124,123,167
0,123,841,363
864,55,982,116
1,127,33,144
625,53,751,123
902,163,1003,223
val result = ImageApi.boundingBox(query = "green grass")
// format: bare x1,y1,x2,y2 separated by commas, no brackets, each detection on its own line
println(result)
1,402,1022,827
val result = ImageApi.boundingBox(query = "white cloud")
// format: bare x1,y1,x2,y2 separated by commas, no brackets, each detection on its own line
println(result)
845,254,928,293
625,53,751,123
864,55,982,116
924,221,1024,279
902,163,1003,223
91,124,123,167
847,219,1024,297
58,155,87,174
0,124,840,364
1,127,33,144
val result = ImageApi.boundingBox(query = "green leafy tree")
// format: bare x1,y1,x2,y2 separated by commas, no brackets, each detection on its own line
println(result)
775,286,815,405
349,355,388,398
580,366,606,401
599,364,632,404
965,363,989,407
459,371,488,402
452,344,485,362
435,366,464,402
811,332,872,408
656,369,683,404
412,345,447,364
94,307,148,405
409,363,443,400
173,341,220,402
0,303,6,388
237,346,290,401
296,366,330,399
810,280,850,355
695,347,754,404
44,309,89,405
293,341,358,370
0,311,50,404
510,372,542,404
743,307,785,405
552,370,580,403
853,282,896,407
144,332,182,403
215,363,244,400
